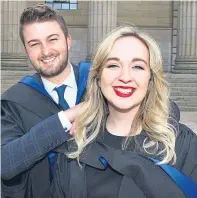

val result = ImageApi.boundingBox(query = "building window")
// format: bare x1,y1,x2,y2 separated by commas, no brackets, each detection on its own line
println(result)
45,0,78,10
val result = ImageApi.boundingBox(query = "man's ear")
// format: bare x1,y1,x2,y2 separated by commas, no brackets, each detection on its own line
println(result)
67,35,72,50
24,46,27,53
24,47,29,60
24,46,29,59
24,49,33,68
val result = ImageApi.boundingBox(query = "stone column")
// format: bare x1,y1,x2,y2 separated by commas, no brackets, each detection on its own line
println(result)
1,1,28,70
173,1,197,73
87,0,117,60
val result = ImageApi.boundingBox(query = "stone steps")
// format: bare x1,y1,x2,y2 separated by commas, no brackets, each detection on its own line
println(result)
173,103,197,111
169,82,197,87
165,73,197,80
174,100,197,106
165,73,197,111
3,79,31,84
170,91,197,96
1,66,31,71
1,70,35,94
177,107,197,112
1,70,35,76
170,87,197,92
171,95,197,101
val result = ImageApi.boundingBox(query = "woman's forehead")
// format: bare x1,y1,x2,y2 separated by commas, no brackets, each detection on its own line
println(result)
107,36,149,63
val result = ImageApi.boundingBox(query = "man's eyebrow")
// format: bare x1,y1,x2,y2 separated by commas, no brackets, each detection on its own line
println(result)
27,34,59,44
27,39,39,44
47,34,59,39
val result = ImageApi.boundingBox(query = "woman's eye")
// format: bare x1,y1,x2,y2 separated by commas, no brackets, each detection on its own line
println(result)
107,64,120,69
133,65,144,70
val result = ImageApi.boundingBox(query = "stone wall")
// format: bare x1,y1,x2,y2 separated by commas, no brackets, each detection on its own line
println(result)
142,28,172,72
1,1,27,56
117,1,172,27
59,1,88,26
68,27,88,64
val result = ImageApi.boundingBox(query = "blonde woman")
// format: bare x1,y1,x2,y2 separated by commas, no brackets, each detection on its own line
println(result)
3,25,197,198
54,25,197,198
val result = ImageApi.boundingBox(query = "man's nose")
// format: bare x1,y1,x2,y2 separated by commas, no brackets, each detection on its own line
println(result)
41,43,50,56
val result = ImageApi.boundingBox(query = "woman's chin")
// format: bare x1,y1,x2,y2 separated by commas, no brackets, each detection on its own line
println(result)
109,103,141,113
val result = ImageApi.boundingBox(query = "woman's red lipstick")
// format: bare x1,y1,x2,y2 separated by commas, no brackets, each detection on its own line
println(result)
113,86,135,98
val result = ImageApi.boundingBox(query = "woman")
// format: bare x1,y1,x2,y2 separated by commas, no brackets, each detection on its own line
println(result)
48,25,197,198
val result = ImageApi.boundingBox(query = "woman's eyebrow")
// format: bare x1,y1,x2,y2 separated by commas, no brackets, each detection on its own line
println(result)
132,58,147,65
106,57,120,62
106,57,147,65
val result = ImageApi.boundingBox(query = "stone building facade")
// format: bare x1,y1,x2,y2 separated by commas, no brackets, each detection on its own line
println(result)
1,1,197,73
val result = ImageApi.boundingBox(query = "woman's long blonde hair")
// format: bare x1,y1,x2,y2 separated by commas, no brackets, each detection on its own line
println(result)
67,25,177,164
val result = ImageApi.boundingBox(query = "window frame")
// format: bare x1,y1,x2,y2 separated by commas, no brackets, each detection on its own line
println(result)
45,0,78,10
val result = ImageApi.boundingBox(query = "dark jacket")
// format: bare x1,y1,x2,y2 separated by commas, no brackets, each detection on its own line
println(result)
1,65,79,197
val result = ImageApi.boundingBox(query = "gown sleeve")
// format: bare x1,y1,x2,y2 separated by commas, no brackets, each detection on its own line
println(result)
175,123,197,183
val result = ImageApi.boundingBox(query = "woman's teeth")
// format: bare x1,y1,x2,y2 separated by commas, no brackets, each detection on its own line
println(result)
115,88,133,93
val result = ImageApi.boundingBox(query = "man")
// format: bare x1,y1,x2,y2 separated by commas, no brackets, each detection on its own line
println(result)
1,4,89,197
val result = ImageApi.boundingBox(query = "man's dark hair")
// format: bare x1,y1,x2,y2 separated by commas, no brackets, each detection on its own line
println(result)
19,3,68,45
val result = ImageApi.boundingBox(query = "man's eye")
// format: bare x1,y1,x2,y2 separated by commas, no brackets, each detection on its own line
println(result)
50,38,58,42
107,64,120,69
133,65,144,70
31,43,39,47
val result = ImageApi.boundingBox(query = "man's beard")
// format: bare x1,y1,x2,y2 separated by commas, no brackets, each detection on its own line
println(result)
38,57,68,78
28,52,69,78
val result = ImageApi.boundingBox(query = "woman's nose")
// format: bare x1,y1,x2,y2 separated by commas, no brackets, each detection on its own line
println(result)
118,68,132,83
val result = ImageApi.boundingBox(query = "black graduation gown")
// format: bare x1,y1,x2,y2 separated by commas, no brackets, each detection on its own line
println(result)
1,67,79,198
47,124,197,198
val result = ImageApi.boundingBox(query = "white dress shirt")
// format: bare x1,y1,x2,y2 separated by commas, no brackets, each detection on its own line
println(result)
41,65,78,131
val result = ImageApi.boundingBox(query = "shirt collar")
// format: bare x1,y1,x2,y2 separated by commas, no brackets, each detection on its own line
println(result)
63,64,77,89
41,64,77,95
